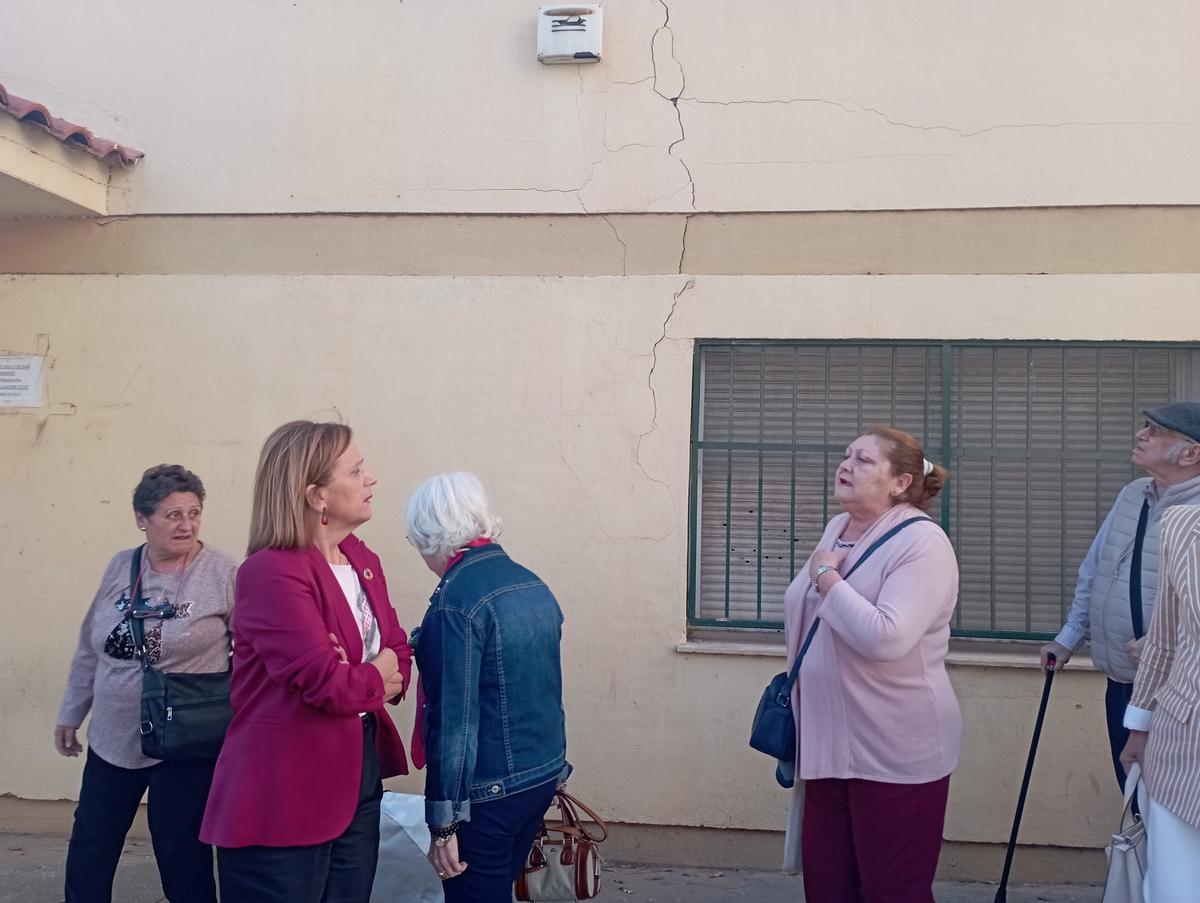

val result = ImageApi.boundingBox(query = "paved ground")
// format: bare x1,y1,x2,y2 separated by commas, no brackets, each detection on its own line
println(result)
0,832,1103,902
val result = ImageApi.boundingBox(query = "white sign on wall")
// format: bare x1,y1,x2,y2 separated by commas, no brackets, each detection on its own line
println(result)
0,356,44,407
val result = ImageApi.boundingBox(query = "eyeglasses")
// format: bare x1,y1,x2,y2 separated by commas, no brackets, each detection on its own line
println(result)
156,508,202,523
1143,420,1200,446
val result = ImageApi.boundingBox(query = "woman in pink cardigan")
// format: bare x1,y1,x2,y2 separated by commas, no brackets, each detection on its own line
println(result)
783,426,961,903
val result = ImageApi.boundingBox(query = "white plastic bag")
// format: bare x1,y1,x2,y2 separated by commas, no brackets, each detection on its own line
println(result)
372,792,444,903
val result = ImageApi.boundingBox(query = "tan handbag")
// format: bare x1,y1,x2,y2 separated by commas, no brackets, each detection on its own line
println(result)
1102,763,1146,903
514,790,609,902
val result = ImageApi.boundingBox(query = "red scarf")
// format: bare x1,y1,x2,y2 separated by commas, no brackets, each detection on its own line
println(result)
444,537,493,572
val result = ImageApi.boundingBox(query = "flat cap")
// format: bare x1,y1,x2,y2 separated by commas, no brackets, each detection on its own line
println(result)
1144,402,1200,444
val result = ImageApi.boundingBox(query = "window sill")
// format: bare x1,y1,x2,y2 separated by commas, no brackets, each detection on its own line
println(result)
676,634,1096,671
675,637,785,659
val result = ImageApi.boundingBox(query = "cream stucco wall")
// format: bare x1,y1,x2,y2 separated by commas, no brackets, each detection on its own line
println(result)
1,0,1196,883
4,272,1198,860
2,0,1198,214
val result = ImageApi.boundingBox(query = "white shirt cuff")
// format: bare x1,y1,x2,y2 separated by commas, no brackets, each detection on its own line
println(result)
1123,705,1153,732
1054,625,1085,652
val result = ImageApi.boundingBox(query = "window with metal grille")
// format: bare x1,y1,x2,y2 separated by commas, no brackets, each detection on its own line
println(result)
688,341,1200,638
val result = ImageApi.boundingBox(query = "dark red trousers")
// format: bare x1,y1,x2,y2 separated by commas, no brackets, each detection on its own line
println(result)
801,774,951,903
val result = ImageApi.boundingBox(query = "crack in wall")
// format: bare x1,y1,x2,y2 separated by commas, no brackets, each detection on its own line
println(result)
599,214,628,275
679,95,1192,139
422,68,604,213
604,140,665,153
423,186,586,196
575,65,589,152
697,152,959,167
573,66,616,214
407,88,1187,211
650,0,697,210
634,276,695,489
677,213,691,274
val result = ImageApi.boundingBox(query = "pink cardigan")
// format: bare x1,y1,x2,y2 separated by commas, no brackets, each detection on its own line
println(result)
784,503,962,783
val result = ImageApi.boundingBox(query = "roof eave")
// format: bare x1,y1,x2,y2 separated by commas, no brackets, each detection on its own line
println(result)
0,114,111,216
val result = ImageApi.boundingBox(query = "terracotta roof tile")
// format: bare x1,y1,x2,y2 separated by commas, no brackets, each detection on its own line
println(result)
0,83,144,168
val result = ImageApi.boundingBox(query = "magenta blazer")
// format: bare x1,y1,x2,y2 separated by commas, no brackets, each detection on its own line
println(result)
201,534,413,848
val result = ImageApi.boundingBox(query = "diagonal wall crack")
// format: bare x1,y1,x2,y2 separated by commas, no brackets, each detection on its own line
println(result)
677,213,692,275
600,215,628,275
635,277,696,488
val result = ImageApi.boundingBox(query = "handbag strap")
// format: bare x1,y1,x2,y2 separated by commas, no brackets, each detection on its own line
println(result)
1128,499,1150,639
1119,762,1142,832
544,790,609,844
783,516,933,693
127,544,153,673
559,790,609,842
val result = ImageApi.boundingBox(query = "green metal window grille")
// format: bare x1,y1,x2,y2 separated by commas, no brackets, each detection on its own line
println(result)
688,341,1200,638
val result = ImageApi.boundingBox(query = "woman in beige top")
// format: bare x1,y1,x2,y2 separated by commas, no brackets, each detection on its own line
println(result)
55,464,236,903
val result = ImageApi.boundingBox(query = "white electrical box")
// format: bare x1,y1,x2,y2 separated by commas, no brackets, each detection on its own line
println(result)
537,5,603,64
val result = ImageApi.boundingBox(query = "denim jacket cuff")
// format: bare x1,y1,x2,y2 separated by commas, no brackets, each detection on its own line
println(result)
426,798,472,828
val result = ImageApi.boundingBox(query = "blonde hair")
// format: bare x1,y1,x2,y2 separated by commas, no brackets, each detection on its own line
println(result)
246,420,352,555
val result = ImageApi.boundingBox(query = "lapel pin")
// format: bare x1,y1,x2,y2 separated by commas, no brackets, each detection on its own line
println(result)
363,567,374,581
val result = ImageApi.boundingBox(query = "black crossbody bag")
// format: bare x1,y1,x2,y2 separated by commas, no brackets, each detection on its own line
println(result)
128,545,233,761
748,517,932,767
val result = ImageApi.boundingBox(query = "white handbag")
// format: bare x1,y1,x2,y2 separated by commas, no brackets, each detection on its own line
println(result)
515,790,608,902
1102,763,1147,903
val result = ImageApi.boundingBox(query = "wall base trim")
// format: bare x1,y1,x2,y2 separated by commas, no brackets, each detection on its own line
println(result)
0,797,1106,884
596,822,1106,884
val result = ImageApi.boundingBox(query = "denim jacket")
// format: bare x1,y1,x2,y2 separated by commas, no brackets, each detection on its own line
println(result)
414,543,569,827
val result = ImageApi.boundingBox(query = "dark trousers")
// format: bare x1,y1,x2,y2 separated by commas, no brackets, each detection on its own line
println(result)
801,774,951,903
64,747,217,903
1106,678,1137,793
216,714,383,903
442,778,558,903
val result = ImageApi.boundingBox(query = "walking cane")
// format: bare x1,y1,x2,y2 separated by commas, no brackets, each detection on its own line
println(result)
993,652,1056,903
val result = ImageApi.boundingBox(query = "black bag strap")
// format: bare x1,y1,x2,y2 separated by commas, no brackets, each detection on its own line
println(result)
783,516,933,692
127,544,153,673
1128,499,1150,640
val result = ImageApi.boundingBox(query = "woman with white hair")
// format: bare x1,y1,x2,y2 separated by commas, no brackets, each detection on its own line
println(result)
405,472,569,903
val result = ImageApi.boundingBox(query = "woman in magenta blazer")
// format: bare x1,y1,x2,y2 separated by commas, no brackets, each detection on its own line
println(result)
201,420,412,903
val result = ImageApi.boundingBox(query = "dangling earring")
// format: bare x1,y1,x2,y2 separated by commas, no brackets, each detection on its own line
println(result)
321,507,329,526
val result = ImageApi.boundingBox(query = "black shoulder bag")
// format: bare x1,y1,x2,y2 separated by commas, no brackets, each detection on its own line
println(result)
748,517,932,768
128,545,233,761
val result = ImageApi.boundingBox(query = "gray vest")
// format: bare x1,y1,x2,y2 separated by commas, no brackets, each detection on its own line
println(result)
1089,474,1200,681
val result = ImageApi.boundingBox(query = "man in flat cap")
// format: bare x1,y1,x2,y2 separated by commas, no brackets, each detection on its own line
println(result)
1041,402,1200,794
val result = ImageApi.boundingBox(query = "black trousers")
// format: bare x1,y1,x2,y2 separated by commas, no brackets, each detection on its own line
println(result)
64,747,217,903
442,778,558,903
1106,678,1137,792
216,714,383,903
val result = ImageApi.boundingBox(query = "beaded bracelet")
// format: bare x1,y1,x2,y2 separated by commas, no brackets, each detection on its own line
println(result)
430,821,459,840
